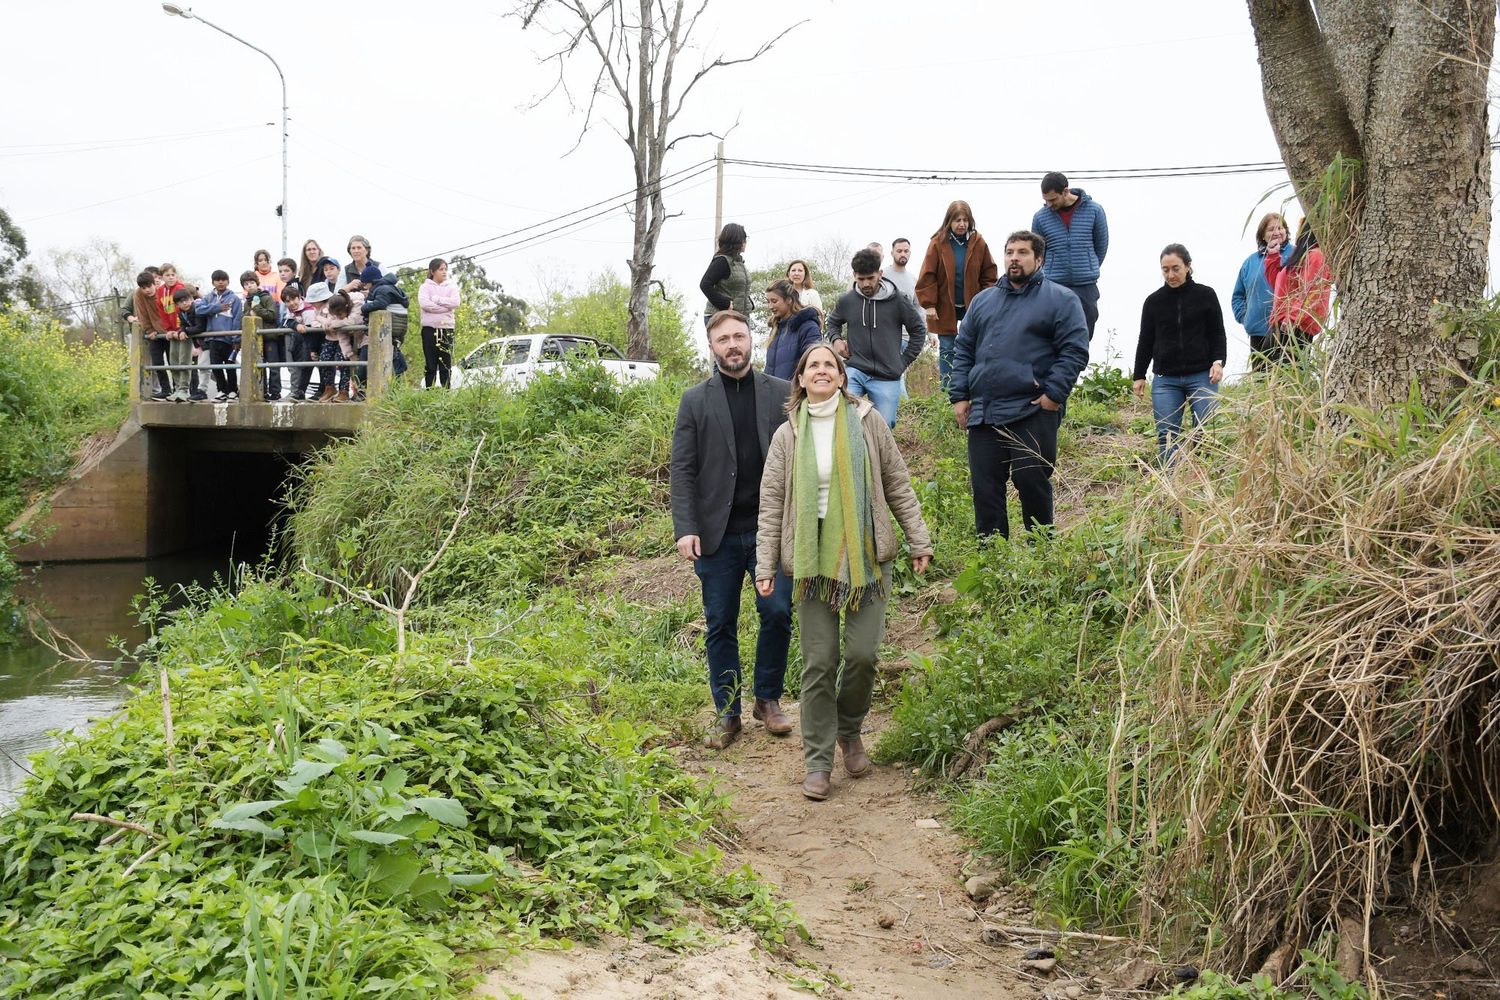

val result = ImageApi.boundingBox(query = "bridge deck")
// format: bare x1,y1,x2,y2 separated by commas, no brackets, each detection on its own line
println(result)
134,399,365,433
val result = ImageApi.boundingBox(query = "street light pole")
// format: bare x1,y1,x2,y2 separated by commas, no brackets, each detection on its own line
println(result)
162,4,287,258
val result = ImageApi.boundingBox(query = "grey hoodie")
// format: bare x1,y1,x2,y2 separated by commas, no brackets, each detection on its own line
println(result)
824,277,927,381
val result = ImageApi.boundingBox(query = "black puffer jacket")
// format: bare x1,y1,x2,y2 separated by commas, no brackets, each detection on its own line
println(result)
1133,277,1226,379
360,274,409,318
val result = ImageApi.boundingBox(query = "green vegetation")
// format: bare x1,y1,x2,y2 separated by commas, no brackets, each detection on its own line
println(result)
0,577,798,998
0,312,128,608
531,270,699,376
877,318,1500,981
0,314,128,528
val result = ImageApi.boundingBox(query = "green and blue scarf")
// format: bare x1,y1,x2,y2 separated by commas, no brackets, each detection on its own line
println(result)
791,395,883,610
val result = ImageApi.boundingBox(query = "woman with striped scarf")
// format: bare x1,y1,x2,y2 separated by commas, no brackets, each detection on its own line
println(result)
756,344,933,801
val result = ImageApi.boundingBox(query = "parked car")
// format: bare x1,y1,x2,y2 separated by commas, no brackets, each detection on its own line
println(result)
450,334,660,389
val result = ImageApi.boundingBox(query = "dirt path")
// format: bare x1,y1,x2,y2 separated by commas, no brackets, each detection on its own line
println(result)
481,414,1145,998
482,696,1047,999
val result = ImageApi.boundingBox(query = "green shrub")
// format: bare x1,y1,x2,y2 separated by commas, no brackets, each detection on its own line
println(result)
0,313,127,526
0,578,798,999
291,365,683,606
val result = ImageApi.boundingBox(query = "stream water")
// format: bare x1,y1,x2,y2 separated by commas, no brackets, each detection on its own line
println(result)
0,551,242,809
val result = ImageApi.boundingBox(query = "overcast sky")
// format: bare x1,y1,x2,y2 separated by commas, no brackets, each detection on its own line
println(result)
6,1,1497,374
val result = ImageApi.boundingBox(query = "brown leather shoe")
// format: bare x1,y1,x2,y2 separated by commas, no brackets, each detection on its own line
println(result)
752,698,794,736
317,385,337,402
704,715,742,751
332,390,350,402
839,736,871,778
802,771,831,800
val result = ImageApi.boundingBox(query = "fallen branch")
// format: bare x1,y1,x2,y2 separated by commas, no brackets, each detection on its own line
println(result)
945,713,1019,782
978,920,1138,945
71,813,160,840
122,841,167,878
160,668,176,773
302,434,485,655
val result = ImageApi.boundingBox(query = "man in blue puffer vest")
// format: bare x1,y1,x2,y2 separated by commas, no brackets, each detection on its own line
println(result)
1030,171,1108,340
950,231,1089,540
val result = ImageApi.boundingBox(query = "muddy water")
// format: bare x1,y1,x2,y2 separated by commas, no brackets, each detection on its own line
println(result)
0,553,239,809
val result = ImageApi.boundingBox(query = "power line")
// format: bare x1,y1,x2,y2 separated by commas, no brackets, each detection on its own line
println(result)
722,156,1292,182
384,158,715,270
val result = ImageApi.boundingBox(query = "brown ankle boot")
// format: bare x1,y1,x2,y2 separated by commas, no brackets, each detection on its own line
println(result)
704,715,742,751
839,736,871,778
802,771,830,800
752,698,794,736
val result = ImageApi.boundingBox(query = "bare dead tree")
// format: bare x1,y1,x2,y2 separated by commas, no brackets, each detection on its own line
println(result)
514,0,799,359
1246,1,1494,406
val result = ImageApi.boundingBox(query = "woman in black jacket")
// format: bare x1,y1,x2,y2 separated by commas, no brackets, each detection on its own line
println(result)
1132,243,1226,465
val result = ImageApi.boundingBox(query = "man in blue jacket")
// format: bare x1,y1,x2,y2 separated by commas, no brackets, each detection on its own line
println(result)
1030,171,1108,340
950,231,1090,539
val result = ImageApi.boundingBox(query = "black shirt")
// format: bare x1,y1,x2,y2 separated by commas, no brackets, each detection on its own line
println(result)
1133,277,1227,379
722,371,762,534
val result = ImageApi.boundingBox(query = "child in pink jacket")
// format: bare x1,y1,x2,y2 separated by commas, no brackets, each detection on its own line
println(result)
418,257,461,388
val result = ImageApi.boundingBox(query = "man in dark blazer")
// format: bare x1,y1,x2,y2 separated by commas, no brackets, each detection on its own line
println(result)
671,310,793,749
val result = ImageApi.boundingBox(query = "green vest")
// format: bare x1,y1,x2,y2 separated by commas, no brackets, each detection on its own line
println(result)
705,254,751,317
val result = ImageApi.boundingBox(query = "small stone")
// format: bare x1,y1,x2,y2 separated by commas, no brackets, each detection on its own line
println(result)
877,912,896,929
963,910,978,922
1064,987,1083,999
914,817,941,829
965,874,1001,902
1020,957,1058,974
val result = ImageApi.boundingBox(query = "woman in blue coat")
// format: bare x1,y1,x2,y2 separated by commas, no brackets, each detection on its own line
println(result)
1231,212,1292,369
762,278,822,381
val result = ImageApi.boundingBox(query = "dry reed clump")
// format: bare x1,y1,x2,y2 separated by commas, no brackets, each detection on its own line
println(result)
1124,360,1500,975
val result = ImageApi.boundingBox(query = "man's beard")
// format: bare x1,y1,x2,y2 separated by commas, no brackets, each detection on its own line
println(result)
717,350,750,374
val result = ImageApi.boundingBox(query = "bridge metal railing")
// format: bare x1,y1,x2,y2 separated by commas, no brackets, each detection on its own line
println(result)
130,311,396,404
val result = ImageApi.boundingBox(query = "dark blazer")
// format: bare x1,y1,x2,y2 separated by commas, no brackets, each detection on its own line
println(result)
670,369,791,557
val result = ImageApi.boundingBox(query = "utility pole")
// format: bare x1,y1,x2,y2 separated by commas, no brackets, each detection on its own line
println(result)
713,141,724,246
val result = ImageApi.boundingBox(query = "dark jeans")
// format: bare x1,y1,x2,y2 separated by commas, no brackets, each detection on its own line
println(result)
1263,325,1313,365
207,339,238,395
967,407,1061,538
262,335,283,399
694,530,792,719
145,337,171,396
1249,334,1269,371
421,326,454,387
1066,281,1100,341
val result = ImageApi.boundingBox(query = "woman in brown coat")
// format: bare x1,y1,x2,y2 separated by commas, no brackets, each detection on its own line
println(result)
915,200,998,386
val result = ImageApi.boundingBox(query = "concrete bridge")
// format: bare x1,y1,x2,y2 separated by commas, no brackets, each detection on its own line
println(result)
10,312,399,563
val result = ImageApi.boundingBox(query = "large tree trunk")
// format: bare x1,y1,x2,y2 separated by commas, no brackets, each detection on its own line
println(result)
1247,1,1493,406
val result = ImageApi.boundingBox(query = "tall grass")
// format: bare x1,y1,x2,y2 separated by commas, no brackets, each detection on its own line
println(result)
1131,343,1500,970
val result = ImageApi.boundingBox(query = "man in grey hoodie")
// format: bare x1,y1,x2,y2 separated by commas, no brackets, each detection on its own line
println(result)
826,247,927,427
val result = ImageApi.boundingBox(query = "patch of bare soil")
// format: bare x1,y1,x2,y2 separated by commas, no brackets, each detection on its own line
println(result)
1367,858,1500,999
582,551,699,607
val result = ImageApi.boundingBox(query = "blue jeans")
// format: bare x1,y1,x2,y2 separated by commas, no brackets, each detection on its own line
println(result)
1150,371,1218,464
694,530,792,719
846,367,902,427
937,335,957,388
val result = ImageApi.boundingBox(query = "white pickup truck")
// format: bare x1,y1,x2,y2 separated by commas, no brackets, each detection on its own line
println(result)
450,334,660,389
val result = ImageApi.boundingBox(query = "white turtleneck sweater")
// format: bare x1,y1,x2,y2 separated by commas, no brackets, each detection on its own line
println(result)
807,394,840,518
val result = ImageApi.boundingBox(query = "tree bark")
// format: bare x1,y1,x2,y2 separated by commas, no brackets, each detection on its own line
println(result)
1247,0,1493,406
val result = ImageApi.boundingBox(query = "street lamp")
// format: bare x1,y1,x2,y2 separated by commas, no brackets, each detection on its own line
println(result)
161,3,288,258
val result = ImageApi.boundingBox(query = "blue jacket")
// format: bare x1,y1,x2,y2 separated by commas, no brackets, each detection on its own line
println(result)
196,287,243,340
949,270,1090,428
1231,244,1292,338
763,306,822,381
1031,188,1108,286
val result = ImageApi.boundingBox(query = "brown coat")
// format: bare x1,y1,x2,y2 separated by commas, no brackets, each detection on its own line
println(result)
755,396,933,580
915,232,999,334
133,287,169,337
